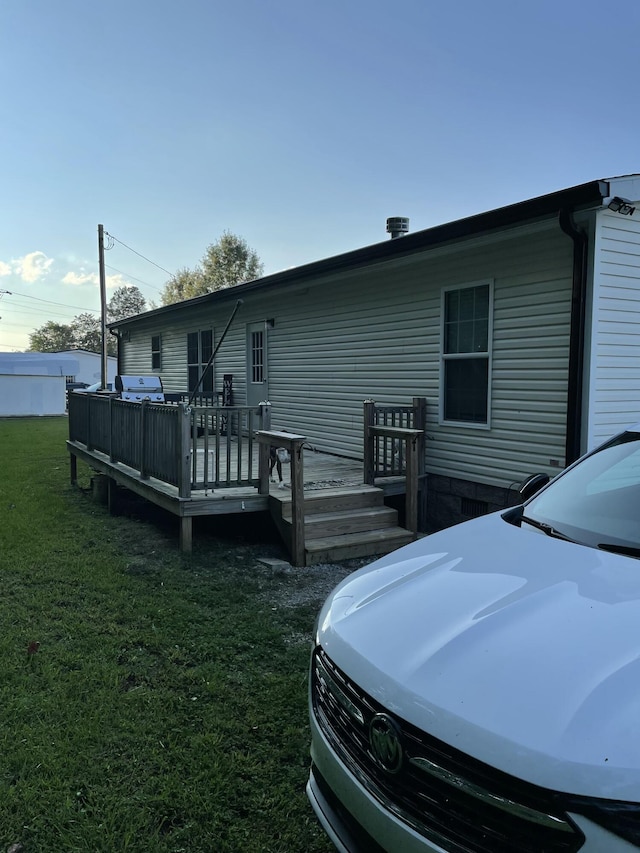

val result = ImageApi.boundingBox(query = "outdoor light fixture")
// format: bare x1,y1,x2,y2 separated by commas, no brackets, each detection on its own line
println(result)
608,196,636,216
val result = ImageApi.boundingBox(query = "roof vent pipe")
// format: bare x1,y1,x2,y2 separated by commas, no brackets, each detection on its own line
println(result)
386,217,410,239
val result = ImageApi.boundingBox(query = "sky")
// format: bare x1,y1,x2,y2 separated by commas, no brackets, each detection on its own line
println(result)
1,0,639,351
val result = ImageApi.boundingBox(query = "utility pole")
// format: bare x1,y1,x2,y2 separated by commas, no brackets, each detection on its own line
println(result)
98,224,108,389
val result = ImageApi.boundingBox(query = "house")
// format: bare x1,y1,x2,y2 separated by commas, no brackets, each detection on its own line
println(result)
0,352,80,416
54,349,117,388
108,175,640,531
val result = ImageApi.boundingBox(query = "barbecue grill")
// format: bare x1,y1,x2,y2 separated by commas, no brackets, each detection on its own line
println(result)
115,375,165,403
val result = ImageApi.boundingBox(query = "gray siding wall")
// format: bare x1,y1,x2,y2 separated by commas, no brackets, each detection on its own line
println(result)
120,224,573,489
586,207,640,449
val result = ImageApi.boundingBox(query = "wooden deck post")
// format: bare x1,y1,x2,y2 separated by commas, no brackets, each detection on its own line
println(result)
69,451,77,485
107,476,117,515
257,403,272,495
405,434,419,537
178,403,192,499
86,396,93,451
412,396,428,532
140,401,149,479
363,399,375,486
109,396,115,462
179,516,193,553
289,437,306,567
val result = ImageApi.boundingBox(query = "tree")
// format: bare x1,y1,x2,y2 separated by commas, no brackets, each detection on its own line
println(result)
108,285,146,322
160,267,205,306
160,232,264,305
28,321,75,352
28,313,116,356
28,286,145,356
200,231,263,292
71,312,103,354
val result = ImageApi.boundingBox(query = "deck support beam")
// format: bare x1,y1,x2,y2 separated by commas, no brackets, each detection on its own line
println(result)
179,516,193,553
107,476,117,515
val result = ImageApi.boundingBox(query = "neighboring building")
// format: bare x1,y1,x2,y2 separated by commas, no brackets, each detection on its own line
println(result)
109,175,640,530
0,352,80,416
53,349,117,388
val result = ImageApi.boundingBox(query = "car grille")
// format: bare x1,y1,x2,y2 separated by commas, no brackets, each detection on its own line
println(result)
312,647,584,853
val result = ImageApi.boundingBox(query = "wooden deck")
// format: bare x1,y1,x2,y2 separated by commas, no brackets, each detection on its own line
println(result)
68,437,408,554
67,394,426,563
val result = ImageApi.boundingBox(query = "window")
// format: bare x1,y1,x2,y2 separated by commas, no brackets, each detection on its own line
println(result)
65,375,76,384
151,335,162,370
187,330,214,394
441,282,492,425
250,329,264,384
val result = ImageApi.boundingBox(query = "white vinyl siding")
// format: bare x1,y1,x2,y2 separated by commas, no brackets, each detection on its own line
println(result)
586,208,640,449
119,224,574,489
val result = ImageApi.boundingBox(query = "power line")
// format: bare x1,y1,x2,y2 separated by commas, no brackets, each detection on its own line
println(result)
104,231,174,278
105,264,164,294
4,289,100,313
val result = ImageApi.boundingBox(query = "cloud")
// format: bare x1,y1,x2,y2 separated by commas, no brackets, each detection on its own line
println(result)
62,269,132,291
0,252,54,282
62,271,98,286
14,251,54,283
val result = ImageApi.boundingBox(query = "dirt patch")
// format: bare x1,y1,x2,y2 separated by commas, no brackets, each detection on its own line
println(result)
96,485,370,615
253,556,368,609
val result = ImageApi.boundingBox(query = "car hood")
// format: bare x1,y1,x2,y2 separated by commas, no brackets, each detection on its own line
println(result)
317,512,640,799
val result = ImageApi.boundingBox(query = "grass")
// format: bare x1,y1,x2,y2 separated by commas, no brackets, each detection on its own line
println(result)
0,417,349,852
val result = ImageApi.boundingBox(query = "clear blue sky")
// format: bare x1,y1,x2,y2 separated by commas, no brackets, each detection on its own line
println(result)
1,0,639,350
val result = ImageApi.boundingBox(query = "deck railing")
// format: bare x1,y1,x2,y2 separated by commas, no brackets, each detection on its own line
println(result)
363,397,427,534
189,405,264,491
67,392,269,497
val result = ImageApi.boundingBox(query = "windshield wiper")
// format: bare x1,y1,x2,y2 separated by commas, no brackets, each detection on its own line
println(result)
597,543,640,559
520,515,577,543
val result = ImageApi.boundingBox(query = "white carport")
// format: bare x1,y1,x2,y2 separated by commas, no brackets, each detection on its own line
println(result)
0,352,80,416
54,349,116,387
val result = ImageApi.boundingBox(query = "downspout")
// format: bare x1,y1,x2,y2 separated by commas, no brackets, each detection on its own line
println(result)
558,208,588,465
110,328,122,378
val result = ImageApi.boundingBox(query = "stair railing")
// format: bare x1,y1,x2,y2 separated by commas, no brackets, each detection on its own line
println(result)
256,429,307,567
363,397,427,535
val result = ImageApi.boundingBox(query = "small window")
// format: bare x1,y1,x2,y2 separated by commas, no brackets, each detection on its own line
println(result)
65,375,76,384
251,329,264,384
441,282,492,425
151,335,162,370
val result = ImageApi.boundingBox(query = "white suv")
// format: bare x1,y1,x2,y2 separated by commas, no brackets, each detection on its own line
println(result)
308,426,640,851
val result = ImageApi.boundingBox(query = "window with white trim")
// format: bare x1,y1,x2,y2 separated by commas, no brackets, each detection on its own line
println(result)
441,281,492,425
151,335,162,370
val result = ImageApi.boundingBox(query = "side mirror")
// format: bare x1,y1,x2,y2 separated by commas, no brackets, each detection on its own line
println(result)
518,473,550,502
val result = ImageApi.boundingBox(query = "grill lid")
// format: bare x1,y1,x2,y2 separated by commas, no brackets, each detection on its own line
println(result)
115,375,165,402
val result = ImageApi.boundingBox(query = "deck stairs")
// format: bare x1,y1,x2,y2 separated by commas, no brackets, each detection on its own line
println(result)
269,485,415,565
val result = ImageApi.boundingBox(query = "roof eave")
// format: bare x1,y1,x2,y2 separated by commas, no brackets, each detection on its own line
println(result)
109,179,609,329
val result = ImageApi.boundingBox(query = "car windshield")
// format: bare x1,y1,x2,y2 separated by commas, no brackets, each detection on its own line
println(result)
523,431,640,551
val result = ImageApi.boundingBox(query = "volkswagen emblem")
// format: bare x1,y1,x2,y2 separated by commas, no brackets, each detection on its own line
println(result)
369,713,403,773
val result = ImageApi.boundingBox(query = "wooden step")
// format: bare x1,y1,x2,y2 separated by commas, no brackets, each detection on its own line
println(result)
304,527,415,564
269,484,414,565
276,485,383,519
304,506,398,538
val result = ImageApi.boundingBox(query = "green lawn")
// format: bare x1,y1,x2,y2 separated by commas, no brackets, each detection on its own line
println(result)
0,417,339,852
